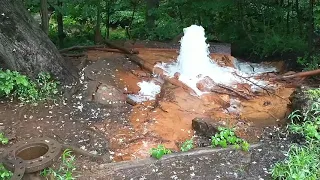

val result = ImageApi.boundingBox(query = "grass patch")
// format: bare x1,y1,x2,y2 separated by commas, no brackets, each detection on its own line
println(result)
271,102,320,179
40,149,77,180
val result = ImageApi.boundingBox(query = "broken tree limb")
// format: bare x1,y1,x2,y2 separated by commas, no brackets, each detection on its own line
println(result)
274,69,320,80
62,53,86,57
234,72,290,102
215,83,252,100
103,39,139,54
60,45,106,53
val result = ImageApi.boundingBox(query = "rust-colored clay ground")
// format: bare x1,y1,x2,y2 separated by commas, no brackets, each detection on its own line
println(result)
85,47,294,161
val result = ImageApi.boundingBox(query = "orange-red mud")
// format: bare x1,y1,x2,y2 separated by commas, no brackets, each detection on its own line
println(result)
86,48,294,162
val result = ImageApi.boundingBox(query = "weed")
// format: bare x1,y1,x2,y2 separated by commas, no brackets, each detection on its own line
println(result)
0,70,59,103
40,149,77,180
0,164,12,180
150,144,172,159
211,127,250,151
297,54,320,71
306,88,320,100
271,102,320,179
180,138,194,152
271,144,320,180
0,133,8,145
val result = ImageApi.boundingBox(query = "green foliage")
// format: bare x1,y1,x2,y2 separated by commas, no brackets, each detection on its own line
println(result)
0,133,8,145
41,149,77,180
297,54,320,71
0,164,12,180
211,127,250,151
150,144,172,159
0,70,59,103
180,138,194,152
271,102,320,179
288,102,320,142
306,88,320,100
271,144,320,180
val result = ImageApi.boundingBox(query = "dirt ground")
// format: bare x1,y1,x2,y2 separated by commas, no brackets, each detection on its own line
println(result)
0,41,296,179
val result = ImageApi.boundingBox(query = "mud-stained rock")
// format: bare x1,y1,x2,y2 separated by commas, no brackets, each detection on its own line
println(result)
192,117,226,138
289,86,320,116
94,83,126,106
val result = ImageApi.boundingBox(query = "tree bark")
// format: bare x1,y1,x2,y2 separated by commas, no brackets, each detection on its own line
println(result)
145,0,159,30
40,0,49,34
57,0,65,48
105,0,111,39
94,3,103,44
0,0,78,85
308,0,315,56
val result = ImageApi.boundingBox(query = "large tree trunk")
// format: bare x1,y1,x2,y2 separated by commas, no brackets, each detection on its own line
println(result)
145,0,159,30
0,0,78,85
94,4,103,44
40,0,49,34
57,0,65,48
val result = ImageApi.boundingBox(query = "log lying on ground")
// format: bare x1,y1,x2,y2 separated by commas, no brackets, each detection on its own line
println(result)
60,45,106,53
274,69,320,80
59,40,138,54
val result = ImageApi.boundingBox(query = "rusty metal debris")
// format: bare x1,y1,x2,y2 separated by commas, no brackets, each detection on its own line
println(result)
1,137,62,179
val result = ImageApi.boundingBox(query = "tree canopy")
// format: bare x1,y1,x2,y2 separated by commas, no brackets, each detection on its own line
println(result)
22,0,320,62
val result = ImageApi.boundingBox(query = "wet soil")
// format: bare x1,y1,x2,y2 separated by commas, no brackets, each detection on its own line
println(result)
0,41,296,179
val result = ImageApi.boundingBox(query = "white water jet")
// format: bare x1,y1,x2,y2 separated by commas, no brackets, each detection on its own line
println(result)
131,25,277,102
156,25,242,95
155,25,276,95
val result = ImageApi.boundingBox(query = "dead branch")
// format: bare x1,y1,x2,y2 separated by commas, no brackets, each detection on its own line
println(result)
276,69,320,79
62,53,86,57
233,72,275,95
103,39,139,54
60,45,106,53
215,83,252,100
233,72,290,102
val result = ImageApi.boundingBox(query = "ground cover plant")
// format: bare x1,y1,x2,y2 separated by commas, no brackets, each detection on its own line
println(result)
0,133,12,180
41,149,77,180
0,70,59,104
211,127,250,151
271,101,320,179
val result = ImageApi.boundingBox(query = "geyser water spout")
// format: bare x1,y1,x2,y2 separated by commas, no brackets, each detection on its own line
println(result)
177,25,212,77
156,25,241,95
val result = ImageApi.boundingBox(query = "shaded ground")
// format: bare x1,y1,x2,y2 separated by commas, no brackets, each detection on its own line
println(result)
77,127,291,180
0,41,296,179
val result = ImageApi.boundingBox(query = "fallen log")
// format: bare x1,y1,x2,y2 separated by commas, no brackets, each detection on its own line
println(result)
62,53,86,57
103,39,139,54
60,45,106,53
273,69,320,80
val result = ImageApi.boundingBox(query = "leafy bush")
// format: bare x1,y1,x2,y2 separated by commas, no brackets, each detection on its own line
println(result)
180,138,194,152
297,53,320,71
0,164,12,180
306,88,320,100
211,127,250,151
150,144,172,159
0,70,59,103
41,149,77,180
271,102,320,179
